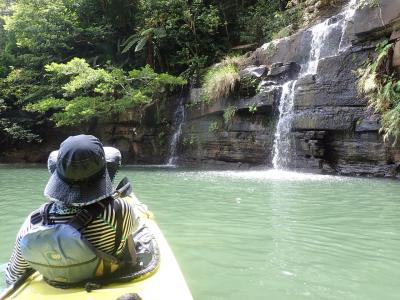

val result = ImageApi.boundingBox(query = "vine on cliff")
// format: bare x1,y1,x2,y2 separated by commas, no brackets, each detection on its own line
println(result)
223,105,238,124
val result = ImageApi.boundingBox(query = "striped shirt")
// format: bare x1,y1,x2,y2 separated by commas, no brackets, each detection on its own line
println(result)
5,197,138,286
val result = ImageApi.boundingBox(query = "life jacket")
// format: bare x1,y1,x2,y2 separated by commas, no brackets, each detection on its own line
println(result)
20,178,134,286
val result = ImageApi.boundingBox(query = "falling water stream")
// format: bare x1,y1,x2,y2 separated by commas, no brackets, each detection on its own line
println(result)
272,81,297,169
167,98,185,166
302,19,336,76
338,0,358,52
272,0,359,169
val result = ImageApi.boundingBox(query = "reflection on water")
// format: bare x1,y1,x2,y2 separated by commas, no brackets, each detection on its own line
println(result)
1,166,399,300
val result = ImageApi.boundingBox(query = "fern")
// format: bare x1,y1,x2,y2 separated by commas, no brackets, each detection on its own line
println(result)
357,40,400,144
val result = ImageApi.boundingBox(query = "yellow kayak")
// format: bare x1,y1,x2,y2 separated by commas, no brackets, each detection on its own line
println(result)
3,194,193,300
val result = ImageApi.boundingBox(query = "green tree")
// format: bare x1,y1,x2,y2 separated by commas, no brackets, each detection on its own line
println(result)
238,0,303,43
0,0,147,142
0,0,302,147
122,0,225,79
121,26,167,68
26,58,186,126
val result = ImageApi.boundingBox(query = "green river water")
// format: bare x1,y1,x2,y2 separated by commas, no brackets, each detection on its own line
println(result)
0,166,399,300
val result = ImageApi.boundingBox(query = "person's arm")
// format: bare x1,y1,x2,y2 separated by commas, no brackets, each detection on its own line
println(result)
5,214,34,286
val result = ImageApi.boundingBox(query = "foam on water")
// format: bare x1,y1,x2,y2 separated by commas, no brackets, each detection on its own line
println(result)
125,164,178,169
183,169,344,182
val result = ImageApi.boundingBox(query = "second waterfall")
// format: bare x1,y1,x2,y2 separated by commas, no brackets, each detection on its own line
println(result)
272,80,297,169
167,97,185,166
271,0,358,170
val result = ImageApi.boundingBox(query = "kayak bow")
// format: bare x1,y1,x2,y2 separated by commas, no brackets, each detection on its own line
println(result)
2,194,193,300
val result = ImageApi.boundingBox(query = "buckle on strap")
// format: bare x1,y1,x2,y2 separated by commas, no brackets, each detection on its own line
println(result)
31,212,42,225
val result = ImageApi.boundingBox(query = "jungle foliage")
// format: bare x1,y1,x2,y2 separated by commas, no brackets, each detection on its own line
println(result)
357,40,400,144
0,0,302,145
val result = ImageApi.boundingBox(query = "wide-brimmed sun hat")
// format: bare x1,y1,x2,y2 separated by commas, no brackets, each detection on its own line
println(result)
47,146,122,182
44,135,114,206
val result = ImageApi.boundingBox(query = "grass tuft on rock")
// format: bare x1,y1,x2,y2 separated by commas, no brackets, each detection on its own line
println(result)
202,63,240,102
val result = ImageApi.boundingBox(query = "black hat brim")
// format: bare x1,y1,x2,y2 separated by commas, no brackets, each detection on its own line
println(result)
44,168,114,206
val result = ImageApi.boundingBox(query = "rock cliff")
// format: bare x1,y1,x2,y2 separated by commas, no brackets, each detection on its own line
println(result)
179,0,400,177
0,101,176,165
4,0,400,178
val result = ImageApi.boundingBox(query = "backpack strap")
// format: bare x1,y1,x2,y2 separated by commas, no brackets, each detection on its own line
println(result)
68,176,132,232
112,177,133,255
30,202,53,225
113,198,124,255
31,178,133,256
67,197,122,267
68,197,114,232
30,210,42,225
30,178,132,228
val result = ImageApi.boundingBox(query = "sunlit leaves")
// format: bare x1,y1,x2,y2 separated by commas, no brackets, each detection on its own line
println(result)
4,0,79,53
0,100,41,143
27,58,186,126
46,58,113,96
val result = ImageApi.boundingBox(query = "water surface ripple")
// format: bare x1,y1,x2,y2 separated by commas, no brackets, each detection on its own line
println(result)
0,167,399,300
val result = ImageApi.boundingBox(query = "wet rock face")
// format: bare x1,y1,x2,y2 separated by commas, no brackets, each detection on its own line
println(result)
238,65,267,97
96,101,176,164
284,42,400,177
0,125,82,163
268,62,301,82
352,0,400,38
180,0,400,177
281,41,400,177
179,61,304,169
392,32,400,71
179,115,276,168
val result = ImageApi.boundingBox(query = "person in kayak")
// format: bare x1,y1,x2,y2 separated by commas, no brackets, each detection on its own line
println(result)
5,134,138,287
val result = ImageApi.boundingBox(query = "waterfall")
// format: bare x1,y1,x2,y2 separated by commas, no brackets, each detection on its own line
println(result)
302,20,333,75
272,0,358,169
272,16,337,169
272,80,297,169
303,0,359,75
338,0,358,52
167,98,185,166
